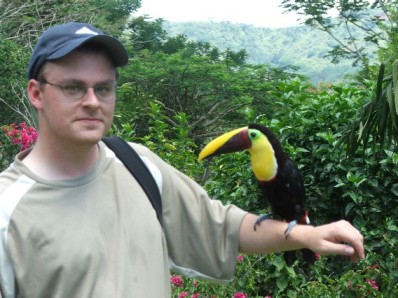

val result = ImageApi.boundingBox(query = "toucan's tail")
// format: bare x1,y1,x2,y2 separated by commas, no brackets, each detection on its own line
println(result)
284,249,317,266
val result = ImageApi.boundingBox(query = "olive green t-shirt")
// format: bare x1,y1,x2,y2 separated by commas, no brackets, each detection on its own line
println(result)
0,141,246,298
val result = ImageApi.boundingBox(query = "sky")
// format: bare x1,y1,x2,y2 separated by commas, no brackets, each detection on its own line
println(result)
134,0,302,28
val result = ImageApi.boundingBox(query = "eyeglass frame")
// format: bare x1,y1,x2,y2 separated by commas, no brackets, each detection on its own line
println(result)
39,79,118,102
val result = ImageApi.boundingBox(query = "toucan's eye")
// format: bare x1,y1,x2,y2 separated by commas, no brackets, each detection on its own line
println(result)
250,131,257,138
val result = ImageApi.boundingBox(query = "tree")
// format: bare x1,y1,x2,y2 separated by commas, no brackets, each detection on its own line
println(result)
126,16,168,52
0,0,141,126
0,37,32,125
118,21,304,144
281,0,396,67
281,0,398,152
0,0,140,47
341,60,398,153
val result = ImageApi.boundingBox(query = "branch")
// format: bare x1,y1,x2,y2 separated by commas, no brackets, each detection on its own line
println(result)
0,84,37,128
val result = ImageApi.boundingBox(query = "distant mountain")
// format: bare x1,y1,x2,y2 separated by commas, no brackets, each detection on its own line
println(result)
163,21,361,84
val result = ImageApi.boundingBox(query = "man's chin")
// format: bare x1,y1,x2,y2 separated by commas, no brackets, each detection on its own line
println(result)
73,131,105,144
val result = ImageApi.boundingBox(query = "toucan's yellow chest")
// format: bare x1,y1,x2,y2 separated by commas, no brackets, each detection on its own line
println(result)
248,136,278,181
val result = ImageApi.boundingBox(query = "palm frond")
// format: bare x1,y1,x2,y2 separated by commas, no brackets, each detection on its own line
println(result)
342,60,398,155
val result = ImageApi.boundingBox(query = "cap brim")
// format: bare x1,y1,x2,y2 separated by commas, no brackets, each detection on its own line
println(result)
48,35,128,67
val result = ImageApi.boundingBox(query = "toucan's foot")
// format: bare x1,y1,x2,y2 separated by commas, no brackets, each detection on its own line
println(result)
254,213,271,231
284,220,298,239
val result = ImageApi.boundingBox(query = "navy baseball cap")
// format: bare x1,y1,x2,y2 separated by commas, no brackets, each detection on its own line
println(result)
28,22,128,79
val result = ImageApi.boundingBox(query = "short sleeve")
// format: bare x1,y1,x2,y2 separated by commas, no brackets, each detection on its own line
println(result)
131,143,247,282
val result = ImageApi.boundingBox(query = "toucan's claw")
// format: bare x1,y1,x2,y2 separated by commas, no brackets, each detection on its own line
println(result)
284,220,298,239
254,213,272,231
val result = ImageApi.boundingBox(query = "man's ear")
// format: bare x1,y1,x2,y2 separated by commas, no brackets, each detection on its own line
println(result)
27,80,43,110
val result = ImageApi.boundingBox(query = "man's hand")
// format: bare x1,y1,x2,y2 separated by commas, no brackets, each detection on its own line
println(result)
305,220,364,262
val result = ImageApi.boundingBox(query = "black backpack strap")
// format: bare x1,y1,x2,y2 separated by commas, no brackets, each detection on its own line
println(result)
102,136,162,225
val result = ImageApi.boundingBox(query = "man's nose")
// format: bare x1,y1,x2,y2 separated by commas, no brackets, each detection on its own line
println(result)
82,87,100,106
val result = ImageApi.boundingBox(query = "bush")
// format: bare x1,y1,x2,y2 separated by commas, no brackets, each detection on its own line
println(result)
122,79,398,297
0,123,38,171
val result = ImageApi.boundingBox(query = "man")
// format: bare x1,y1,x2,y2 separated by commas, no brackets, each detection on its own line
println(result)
0,22,364,297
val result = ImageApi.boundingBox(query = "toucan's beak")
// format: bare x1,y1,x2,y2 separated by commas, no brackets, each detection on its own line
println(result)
198,126,251,160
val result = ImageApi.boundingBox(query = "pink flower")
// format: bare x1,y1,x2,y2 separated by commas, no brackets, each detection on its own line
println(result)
365,279,379,290
170,275,183,287
233,292,247,298
191,294,200,298
2,123,38,151
264,296,272,298
347,280,353,290
178,292,188,298
236,255,245,262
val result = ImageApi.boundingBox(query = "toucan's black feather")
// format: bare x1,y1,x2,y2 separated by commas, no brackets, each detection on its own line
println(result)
249,123,317,264
249,124,307,223
199,123,318,265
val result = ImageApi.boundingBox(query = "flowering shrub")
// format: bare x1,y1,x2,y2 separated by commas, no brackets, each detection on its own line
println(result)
0,123,38,171
233,292,247,298
170,254,274,297
236,255,245,263
365,278,379,291
170,275,183,288
2,123,38,151
117,83,398,297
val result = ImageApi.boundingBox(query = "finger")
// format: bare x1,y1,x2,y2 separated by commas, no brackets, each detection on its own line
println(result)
342,227,365,260
318,241,357,257
329,220,365,260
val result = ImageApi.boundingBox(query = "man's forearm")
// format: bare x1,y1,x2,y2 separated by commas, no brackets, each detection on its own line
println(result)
238,213,311,254
238,213,365,262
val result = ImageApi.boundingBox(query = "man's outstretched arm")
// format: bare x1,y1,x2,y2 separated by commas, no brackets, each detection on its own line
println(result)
239,213,365,262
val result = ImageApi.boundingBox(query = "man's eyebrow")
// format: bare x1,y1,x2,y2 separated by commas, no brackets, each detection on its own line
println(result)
56,79,84,85
58,79,116,85
96,79,117,85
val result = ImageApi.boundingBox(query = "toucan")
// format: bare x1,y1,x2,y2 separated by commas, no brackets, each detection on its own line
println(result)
198,123,317,265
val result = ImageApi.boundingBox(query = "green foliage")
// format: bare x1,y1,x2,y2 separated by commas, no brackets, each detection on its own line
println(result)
1,4,398,296
127,16,168,51
0,0,139,45
0,128,19,171
152,2,398,156
111,76,397,296
342,61,398,154
118,43,299,145
111,101,202,181
0,37,31,125
89,0,140,29
0,123,38,171
281,0,393,69
170,78,396,296
377,3,398,67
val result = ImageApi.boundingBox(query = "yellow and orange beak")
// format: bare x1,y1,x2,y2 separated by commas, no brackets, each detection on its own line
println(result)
198,126,251,160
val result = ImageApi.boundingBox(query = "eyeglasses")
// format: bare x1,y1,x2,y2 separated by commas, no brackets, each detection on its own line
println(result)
40,79,118,102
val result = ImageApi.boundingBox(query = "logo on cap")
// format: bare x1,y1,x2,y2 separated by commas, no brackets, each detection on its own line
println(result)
75,27,98,35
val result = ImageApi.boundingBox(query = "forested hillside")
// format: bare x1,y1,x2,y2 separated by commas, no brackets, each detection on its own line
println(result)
163,21,367,84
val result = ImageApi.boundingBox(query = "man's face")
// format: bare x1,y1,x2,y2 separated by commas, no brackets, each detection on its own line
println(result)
30,50,117,145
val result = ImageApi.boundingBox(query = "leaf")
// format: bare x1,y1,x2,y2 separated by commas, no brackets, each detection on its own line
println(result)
348,191,361,204
286,265,296,278
392,184,398,197
345,202,355,216
273,257,285,271
386,83,397,129
276,275,288,292
393,60,398,116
